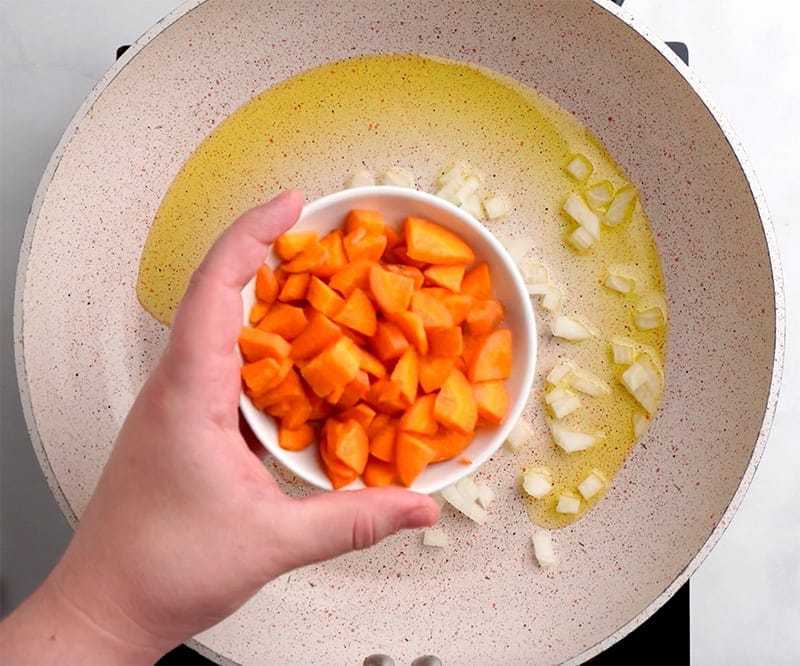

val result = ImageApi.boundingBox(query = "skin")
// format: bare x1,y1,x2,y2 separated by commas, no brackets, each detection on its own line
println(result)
0,190,439,664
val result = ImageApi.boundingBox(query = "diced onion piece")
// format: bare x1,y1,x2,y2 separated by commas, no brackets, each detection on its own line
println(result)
549,420,600,453
604,184,638,226
632,409,651,438
556,494,581,514
620,354,663,415
520,259,549,286
527,281,550,296
586,180,615,210
567,226,596,252
604,272,636,294
475,481,494,508
522,468,552,499
563,153,593,184
347,168,375,188
577,469,607,500
541,285,562,312
436,179,463,204
455,476,480,503
610,338,637,365
497,236,536,266
551,315,594,342
531,530,556,568
422,527,449,548
563,193,600,239
634,306,666,331
436,161,468,188
455,173,482,203
546,362,575,386
460,192,485,220
380,166,416,188
571,368,612,397
505,418,533,452
482,193,511,220
440,483,488,524
544,386,581,419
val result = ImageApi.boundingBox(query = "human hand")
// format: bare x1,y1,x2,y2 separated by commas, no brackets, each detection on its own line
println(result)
1,191,439,664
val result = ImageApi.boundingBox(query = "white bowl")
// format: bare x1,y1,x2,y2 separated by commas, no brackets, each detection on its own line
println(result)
239,185,536,494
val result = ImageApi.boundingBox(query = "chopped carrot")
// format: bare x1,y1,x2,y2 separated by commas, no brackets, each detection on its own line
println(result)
277,272,311,302
306,275,345,318
249,300,271,326
411,290,455,329
329,419,369,474
299,336,360,398
276,396,313,429
424,264,465,292
368,417,397,462
385,264,425,289
390,347,419,407
319,425,359,489
255,264,279,303
399,394,438,435
332,287,377,337
274,230,318,261
343,227,388,263
468,328,512,383
251,368,305,409
370,320,410,363
404,216,475,265
433,368,478,435
345,209,386,236
337,402,376,431
313,229,348,279
336,369,371,409
442,293,474,325
382,224,404,251
460,261,493,299
328,259,373,297
281,241,326,273
362,456,398,487
426,428,473,463
354,346,387,379
465,298,505,334
395,432,437,486
369,264,415,315
427,326,464,357
256,302,308,340
241,356,293,396
418,355,457,393
387,310,428,355
364,378,406,416
238,326,292,362
278,422,316,452
290,310,343,361
473,380,510,425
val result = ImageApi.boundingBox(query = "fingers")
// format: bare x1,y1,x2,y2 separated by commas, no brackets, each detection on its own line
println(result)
272,488,440,571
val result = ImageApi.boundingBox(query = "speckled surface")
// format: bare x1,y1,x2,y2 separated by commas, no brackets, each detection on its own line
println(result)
14,1,781,664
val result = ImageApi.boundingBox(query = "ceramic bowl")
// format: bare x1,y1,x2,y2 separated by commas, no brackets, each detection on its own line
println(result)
239,185,537,494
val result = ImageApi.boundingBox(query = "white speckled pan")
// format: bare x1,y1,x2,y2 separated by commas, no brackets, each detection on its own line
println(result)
14,1,783,664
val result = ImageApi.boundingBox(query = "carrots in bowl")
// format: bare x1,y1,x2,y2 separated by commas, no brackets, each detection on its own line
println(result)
239,208,512,489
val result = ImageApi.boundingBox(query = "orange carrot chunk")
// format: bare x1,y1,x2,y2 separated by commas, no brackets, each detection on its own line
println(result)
278,422,316,452
390,347,419,407
404,216,475,265
460,261,493,300
399,394,438,435
274,230,319,261
333,287,377,337
345,209,387,236
369,264,415,315
290,310,343,361
328,260,373,297
255,264,280,303
362,456,398,487
299,336,360,398
306,275,346,318
433,368,478,435
343,227,388,263
256,302,309,340
395,432,437,487
411,290,455,329
370,321,410,363
418,356,457,393
426,326,464,357
468,328,512,383
313,229,348,279
423,264,466,292
465,298,505,334
330,419,369,474
277,272,311,302
473,380,510,425
368,418,397,462
238,326,292,362
387,310,429,355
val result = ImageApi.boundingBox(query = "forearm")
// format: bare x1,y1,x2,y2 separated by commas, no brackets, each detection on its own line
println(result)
0,572,166,666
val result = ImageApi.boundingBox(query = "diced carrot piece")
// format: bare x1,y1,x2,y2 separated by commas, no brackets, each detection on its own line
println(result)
306,275,345,318
411,290,455,329
461,331,485,370
256,302,308,340
362,456,398,487
313,229,348,279
328,260,373,297
427,326,464,357
385,264,425,289
329,419,369,474
364,378,406,416
433,368,478,435
385,243,427,269
307,391,334,420
340,326,369,349
473,380,509,425
278,422,316,451
466,298,505,334
468,328,512,383
241,356,293,396
333,287,377,337
277,272,311,302
404,216,475,265
424,264,466,292
427,428,473,463
368,264,414,315
387,310,428,355
417,286,452,300
275,396,313,429
354,346,387,379
337,402,376,431
290,310,343,361
345,209,386,236
319,423,359,489
395,432,437,486
383,224,404,251
249,300,270,325
238,326,292,362
460,261,493,300
343,227,388,263
368,418,397,462
442,293,474,325
251,367,305,409
370,321,410,363
274,230,318,261
299,336,360,398
399,394,438,435
281,241,326,273
418,355,456,393
336,369,370,409
390,347,418,407
255,264,280,303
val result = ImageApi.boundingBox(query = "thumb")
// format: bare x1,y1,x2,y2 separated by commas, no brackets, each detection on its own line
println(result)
274,488,440,569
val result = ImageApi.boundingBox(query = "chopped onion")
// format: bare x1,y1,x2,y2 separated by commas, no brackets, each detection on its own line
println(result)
577,469,607,500
586,180,615,210
563,153,593,184
531,530,556,568
571,368,612,397
475,481,494,509
522,467,552,499
563,193,600,239
544,386,581,419
549,420,600,453
436,160,469,187
380,166,416,189
455,476,480,503
546,362,575,386
422,527,449,548
620,354,663,415
634,306,665,331
550,315,594,342
610,337,637,365
632,409,650,438
348,168,375,188
440,483,488,524
497,235,536,264
455,173,482,203
460,192,485,220
604,184,638,226
519,259,549,286
482,193,511,220
505,417,533,452
567,226,596,252
527,281,550,296
540,285,562,312
556,494,581,514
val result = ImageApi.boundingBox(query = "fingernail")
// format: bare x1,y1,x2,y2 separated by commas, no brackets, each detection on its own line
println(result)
401,503,438,529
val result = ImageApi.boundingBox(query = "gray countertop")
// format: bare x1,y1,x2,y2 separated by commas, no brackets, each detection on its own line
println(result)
2,1,798,663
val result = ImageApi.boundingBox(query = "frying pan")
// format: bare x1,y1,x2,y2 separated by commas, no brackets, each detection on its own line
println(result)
14,1,783,663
